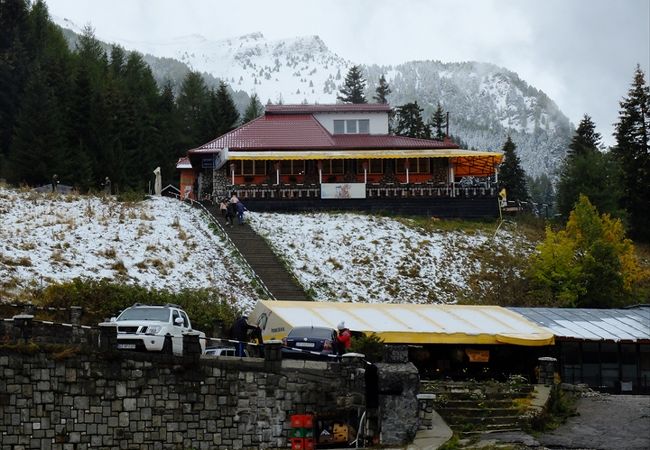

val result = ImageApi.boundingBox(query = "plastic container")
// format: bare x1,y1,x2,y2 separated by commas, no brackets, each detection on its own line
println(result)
290,414,314,429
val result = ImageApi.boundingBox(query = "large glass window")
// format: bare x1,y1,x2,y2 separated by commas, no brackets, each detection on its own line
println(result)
333,119,371,134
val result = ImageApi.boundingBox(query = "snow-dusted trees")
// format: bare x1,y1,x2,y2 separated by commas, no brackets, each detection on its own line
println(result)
337,65,367,104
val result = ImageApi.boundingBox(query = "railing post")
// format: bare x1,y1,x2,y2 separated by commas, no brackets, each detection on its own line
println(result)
13,314,34,343
98,322,118,352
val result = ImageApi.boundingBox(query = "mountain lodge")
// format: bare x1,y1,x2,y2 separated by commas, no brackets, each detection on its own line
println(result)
177,104,504,217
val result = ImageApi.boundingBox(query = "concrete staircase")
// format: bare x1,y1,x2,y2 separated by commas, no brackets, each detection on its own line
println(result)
420,380,537,436
201,203,309,301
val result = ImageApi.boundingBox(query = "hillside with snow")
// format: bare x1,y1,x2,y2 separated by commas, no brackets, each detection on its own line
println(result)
0,187,539,309
53,17,572,180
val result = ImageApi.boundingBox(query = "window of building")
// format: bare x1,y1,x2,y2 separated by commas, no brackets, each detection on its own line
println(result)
333,119,371,134
358,119,370,133
321,160,344,175
369,159,383,174
356,159,383,174
395,158,431,174
235,160,266,176
280,160,305,175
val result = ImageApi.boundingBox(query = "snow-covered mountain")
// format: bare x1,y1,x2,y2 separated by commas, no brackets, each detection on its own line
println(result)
54,18,572,179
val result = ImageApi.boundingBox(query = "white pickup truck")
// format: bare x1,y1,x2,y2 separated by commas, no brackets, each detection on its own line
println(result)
113,303,206,355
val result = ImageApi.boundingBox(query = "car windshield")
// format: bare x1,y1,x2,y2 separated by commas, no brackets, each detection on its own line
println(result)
118,307,170,322
288,327,333,339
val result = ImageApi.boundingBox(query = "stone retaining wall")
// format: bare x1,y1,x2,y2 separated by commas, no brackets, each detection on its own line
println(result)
0,318,420,449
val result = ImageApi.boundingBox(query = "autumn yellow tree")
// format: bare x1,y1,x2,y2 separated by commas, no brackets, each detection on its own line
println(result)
529,195,646,307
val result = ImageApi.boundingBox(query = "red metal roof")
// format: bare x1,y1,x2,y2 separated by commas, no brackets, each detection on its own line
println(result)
191,109,456,154
265,104,392,114
333,134,454,149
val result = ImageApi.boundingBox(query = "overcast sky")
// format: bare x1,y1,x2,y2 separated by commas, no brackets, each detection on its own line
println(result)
46,0,649,146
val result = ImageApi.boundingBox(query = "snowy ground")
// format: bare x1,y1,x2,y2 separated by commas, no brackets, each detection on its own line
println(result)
0,186,536,309
0,187,259,310
247,211,535,304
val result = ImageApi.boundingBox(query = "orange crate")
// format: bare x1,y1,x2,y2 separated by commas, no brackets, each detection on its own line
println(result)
290,414,314,428
290,438,304,450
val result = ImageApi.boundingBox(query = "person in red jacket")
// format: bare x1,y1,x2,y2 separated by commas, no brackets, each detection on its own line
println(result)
336,321,352,355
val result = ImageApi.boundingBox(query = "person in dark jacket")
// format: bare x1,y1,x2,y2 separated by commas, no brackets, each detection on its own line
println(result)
225,201,235,226
236,201,246,225
231,316,260,356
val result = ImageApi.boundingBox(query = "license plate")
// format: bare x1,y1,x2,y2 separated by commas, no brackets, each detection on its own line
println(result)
295,342,314,348
117,343,136,349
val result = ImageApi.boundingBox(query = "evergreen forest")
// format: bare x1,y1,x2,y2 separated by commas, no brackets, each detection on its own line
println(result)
0,0,241,192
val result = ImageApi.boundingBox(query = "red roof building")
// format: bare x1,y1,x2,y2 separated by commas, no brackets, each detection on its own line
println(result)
177,103,502,216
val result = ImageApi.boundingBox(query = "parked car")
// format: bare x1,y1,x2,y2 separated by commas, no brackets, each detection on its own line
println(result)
204,347,249,357
281,326,339,360
113,303,206,356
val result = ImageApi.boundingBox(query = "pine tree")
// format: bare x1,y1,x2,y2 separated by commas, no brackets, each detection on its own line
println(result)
176,71,210,149
498,136,529,203
212,81,240,136
393,102,430,139
428,102,446,140
373,74,391,104
7,65,66,185
0,0,30,176
556,115,623,219
337,65,367,104
612,65,650,241
568,114,601,157
242,93,263,123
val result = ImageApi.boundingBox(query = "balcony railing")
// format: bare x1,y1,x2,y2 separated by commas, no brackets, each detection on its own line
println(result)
228,182,497,200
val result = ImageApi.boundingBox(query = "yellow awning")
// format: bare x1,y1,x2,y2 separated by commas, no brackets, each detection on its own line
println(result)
227,149,503,161
249,300,554,347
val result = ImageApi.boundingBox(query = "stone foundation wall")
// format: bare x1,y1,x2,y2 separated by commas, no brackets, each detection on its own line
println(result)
0,350,362,450
0,318,420,449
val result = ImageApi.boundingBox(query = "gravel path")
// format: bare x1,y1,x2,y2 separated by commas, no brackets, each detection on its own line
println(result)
474,393,650,450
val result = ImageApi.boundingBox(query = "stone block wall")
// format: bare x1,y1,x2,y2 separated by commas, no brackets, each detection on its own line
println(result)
0,350,354,450
0,317,421,449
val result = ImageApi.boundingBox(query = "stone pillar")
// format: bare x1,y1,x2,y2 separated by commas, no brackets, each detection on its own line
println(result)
212,319,225,338
375,361,420,446
384,344,409,363
537,357,558,385
183,332,202,362
12,314,34,343
70,306,83,325
98,322,118,352
264,340,282,371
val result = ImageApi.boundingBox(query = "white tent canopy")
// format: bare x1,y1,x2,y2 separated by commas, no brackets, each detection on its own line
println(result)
249,300,554,347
